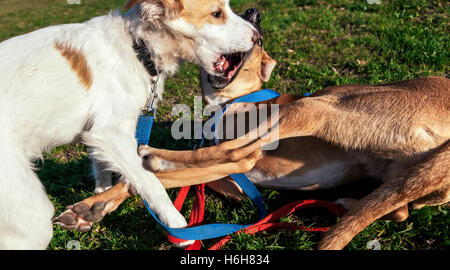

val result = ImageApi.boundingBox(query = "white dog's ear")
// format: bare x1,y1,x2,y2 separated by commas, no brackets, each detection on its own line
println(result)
261,49,277,82
125,0,183,20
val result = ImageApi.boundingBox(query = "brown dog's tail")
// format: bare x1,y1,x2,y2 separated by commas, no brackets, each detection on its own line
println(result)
318,140,450,250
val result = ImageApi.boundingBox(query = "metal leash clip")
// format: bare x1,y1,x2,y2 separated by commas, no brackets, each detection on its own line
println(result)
141,83,157,118
136,79,159,146
143,76,159,114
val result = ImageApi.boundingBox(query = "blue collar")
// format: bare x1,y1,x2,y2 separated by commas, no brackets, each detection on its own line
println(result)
199,89,281,148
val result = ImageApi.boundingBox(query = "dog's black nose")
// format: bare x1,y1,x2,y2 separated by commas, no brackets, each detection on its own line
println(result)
241,8,262,32
245,8,261,24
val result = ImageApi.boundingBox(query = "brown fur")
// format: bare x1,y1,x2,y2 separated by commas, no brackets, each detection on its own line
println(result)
52,182,137,232
54,41,93,90
318,140,449,250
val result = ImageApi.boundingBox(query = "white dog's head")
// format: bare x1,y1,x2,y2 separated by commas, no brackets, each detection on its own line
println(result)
126,0,260,81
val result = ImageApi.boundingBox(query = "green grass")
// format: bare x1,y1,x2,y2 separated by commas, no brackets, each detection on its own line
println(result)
1,0,448,250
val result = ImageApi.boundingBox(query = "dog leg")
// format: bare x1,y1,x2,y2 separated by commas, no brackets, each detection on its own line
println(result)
53,181,135,232
318,141,449,250
0,143,54,249
137,98,326,165
154,149,262,188
82,128,188,230
138,136,264,164
411,185,450,209
91,157,113,194
336,198,409,222
55,149,260,232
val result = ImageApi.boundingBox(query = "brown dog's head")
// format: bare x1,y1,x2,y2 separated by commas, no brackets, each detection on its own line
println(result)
200,8,276,105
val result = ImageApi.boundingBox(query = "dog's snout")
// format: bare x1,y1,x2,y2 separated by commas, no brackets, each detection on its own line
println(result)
244,8,261,24
247,8,262,23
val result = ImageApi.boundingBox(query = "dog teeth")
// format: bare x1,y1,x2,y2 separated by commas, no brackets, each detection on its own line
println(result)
215,57,226,72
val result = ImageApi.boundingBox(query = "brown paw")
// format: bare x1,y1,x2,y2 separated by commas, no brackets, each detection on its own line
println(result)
206,178,245,203
381,205,409,222
53,201,106,232
143,155,165,172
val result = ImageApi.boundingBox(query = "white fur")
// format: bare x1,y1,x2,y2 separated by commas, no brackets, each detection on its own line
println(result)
0,1,257,249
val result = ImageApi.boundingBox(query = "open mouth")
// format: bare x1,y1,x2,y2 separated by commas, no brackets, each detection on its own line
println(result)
214,51,247,80
208,47,254,89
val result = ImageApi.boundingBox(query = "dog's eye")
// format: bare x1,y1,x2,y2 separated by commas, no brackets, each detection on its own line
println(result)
212,10,223,18
256,38,263,46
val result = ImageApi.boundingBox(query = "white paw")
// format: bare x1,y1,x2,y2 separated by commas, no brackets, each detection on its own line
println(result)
175,240,196,249
165,215,188,229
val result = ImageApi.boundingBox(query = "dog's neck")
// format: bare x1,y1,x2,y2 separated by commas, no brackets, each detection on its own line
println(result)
203,88,232,107
124,7,198,109
200,69,264,108
132,39,159,77
200,70,233,107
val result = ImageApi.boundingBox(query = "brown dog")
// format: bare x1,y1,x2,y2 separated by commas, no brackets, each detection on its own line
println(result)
54,13,449,249
137,78,449,250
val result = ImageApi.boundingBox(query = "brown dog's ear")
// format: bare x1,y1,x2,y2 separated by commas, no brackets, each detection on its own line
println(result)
261,49,276,82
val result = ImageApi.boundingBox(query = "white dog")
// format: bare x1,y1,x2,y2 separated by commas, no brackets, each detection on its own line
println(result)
0,0,259,249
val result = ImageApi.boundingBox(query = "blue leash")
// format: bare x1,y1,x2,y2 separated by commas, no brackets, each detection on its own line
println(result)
138,89,280,241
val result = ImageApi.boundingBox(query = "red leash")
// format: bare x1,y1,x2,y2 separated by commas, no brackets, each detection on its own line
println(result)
166,184,346,250
166,184,205,250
